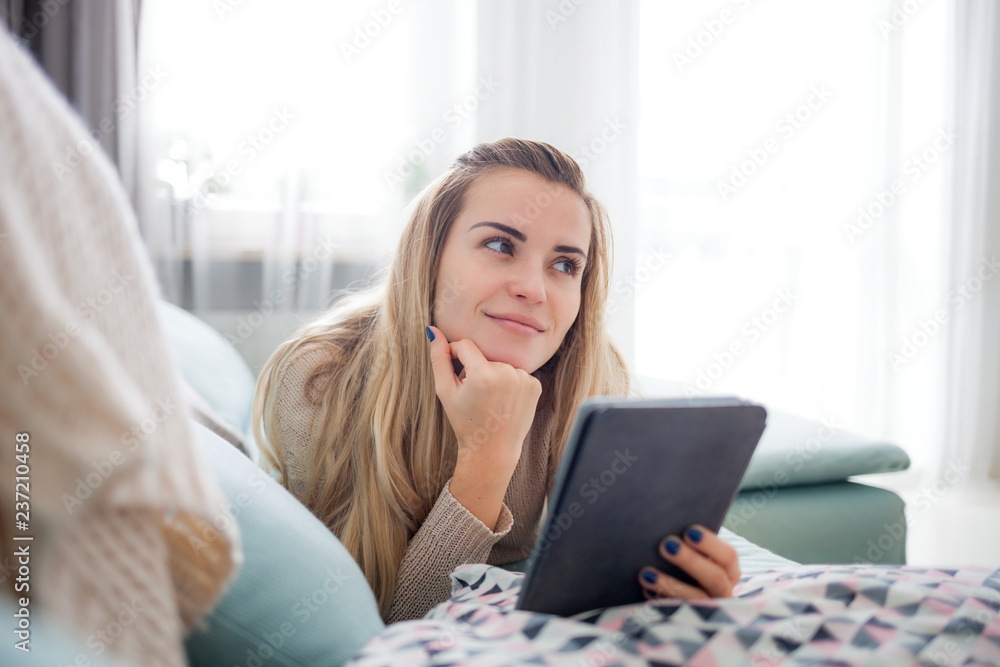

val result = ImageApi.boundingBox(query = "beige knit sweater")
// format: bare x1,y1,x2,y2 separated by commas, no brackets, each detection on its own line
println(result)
0,31,239,666
272,342,559,623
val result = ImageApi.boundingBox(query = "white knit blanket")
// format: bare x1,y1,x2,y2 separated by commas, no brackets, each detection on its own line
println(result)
0,29,240,667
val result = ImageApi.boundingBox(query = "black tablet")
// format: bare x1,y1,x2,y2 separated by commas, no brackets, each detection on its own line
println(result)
515,396,767,617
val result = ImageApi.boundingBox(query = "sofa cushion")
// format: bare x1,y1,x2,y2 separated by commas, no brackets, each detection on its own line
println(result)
185,422,385,667
632,374,910,489
739,410,909,490
158,301,258,457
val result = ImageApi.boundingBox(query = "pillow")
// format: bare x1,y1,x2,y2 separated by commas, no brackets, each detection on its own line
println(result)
157,301,258,458
631,374,910,490
185,422,385,667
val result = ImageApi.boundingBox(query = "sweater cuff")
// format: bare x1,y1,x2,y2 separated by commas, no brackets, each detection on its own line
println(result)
436,477,513,553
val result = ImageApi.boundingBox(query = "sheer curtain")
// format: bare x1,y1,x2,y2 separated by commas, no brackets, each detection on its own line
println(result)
132,0,999,485
941,0,1000,488
633,0,974,480
135,1,473,372
473,0,639,363
134,0,639,373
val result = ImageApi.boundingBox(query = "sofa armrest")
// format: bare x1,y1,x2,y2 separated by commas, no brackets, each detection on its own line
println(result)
631,374,910,490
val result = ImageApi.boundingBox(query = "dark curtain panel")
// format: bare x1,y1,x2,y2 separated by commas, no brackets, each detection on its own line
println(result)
3,0,142,203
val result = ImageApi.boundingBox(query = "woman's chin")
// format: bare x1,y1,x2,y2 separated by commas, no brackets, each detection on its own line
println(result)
480,347,537,373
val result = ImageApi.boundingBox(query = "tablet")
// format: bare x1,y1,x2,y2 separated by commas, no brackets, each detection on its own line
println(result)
515,396,767,617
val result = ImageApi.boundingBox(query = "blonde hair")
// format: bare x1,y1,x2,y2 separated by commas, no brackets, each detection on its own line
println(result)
252,138,630,619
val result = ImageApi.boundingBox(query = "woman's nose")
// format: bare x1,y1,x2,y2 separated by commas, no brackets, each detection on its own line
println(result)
507,263,546,303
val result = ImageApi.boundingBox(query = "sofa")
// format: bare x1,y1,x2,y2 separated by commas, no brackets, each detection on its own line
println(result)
157,300,911,567
151,300,913,665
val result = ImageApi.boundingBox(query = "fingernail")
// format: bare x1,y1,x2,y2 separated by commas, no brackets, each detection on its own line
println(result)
687,527,703,543
642,570,658,584
664,538,681,556
426,326,434,342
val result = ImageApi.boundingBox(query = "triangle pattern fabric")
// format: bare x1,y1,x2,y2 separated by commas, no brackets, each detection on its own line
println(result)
347,563,1000,666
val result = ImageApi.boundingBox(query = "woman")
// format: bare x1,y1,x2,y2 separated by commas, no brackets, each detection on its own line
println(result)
252,138,740,623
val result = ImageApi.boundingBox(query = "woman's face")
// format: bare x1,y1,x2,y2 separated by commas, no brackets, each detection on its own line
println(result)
432,168,592,374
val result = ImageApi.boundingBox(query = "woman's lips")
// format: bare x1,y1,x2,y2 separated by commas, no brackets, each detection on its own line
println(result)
486,314,543,336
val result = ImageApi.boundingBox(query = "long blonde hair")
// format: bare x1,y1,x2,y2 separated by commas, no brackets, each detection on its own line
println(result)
253,138,630,619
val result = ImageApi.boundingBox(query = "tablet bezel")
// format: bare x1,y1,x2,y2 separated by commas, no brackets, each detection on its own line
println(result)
515,396,767,617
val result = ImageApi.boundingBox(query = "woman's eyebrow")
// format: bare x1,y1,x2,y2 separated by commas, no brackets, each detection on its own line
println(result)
555,244,588,261
468,221,588,260
469,221,526,242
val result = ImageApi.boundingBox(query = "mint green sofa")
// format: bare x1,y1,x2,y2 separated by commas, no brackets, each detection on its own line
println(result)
157,301,911,568
153,301,912,666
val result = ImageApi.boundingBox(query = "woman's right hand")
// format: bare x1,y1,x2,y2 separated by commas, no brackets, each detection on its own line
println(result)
426,324,542,526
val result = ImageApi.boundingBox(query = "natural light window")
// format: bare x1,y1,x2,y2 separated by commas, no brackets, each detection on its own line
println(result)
636,0,949,467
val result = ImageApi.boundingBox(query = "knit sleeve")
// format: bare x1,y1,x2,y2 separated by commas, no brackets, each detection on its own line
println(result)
266,343,332,499
386,481,513,623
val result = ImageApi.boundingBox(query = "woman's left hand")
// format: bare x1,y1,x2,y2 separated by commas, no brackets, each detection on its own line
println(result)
637,525,741,600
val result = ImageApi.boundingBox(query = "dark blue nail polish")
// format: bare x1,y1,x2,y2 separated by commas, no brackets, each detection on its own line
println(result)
664,538,681,555
687,527,703,543
642,570,658,584
426,326,434,341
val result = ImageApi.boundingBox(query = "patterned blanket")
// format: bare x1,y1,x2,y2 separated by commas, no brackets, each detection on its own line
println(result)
347,564,1000,666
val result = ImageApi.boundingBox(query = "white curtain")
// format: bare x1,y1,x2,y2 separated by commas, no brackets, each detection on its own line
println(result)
940,0,1000,486
135,1,466,371
134,0,640,373
131,0,999,488
473,0,640,364
631,0,975,481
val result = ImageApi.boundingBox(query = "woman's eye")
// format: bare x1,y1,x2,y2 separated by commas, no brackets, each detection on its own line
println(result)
555,259,581,276
485,238,513,255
